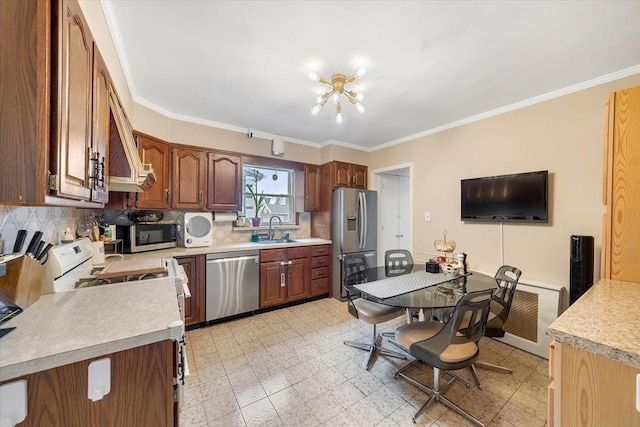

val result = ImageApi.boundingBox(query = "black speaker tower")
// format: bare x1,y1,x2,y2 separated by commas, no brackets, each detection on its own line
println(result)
570,235,594,305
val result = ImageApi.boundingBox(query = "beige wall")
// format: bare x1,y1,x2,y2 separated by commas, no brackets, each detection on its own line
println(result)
370,74,640,286
320,145,369,165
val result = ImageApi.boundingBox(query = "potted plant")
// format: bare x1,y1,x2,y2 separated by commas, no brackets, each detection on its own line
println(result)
246,184,265,226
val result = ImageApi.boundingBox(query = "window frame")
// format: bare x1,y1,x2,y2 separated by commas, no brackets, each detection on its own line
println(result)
242,164,296,225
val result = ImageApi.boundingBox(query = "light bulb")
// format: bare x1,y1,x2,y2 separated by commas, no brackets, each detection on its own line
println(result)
310,104,321,116
336,112,343,124
356,67,366,77
355,103,366,114
356,93,364,101
308,71,319,81
332,92,340,104
315,95,323,104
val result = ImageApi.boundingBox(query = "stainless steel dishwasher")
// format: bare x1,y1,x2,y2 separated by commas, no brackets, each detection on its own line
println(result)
205,250,260,321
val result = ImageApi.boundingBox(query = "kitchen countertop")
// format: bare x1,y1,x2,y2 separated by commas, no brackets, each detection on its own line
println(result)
547,278,640,368
0,279,180,382
127,237,332,259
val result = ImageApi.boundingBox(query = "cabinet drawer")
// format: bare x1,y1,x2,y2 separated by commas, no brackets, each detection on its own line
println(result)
260,248,285,262
311,245,330,257
310,256,330,268
286,246,310,260
311,266,329,280
310,277,330,296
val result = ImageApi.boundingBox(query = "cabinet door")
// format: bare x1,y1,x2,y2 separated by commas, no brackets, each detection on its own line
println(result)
55,0,93,200
259,261,287,308
0,0,49,204
136,135,171,209
351,164,368,189
304,164,321,211
332,161,351,188
171,147,207,210
176,255,205,326
286,258,310,301
90,46,110,203
207,152,242,210
607,86,640,282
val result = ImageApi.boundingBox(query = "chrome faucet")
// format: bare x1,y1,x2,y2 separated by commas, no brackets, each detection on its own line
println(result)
268,215,283,240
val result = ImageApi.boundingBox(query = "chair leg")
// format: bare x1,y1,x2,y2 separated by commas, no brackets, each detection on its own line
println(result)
343,324,406,371
469,365,482,389
475,360,513,374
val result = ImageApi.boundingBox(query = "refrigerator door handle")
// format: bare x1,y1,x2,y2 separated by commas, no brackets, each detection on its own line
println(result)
357,192,365,249
361,192,368,249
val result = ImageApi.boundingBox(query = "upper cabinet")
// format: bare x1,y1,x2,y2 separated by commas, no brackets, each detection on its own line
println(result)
601,85,640,282
330,161,368,189
304,164,321,211
171,146,207,210
0,0,50,204
134,134,171,210
51,0,94,201
207,152,242,211
90,46,110,203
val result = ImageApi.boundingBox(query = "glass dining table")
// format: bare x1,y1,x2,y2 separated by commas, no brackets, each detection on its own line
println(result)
344,264,498,322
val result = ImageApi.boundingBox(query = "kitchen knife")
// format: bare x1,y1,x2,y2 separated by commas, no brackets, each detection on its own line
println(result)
12,230,27,253
25,231,43,257
36,243,53,264
33,241,46,260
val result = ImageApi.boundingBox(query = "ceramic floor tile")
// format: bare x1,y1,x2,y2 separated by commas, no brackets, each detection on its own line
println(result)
279,403,321,427
181,298,546,426
202,391,240,421
240,396,280,427
207,409,246,426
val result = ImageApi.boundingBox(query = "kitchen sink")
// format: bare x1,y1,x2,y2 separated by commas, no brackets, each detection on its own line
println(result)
256,239,298,244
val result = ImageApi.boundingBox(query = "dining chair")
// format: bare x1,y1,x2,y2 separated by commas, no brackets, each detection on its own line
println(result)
384,249,413,272
391,288,494,426
342,254,406,370
474,264,522,373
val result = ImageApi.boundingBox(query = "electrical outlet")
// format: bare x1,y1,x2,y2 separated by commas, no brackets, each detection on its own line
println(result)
424,212,431,222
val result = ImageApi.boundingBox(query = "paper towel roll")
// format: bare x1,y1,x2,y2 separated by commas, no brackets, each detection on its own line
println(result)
213,212,238,222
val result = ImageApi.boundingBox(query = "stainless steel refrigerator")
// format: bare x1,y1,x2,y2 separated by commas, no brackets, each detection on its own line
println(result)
332,188,378,299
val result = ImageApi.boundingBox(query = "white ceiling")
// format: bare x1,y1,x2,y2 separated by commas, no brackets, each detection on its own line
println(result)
103,1,640,150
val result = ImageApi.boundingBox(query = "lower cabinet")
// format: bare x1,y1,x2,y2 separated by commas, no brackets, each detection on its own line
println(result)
259,245,331,308
548,340,640,426
0,340,175,426
175,255,205,326
259,247,310,308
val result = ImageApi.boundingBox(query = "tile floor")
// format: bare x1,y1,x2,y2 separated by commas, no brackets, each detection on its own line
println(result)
181,298,549,427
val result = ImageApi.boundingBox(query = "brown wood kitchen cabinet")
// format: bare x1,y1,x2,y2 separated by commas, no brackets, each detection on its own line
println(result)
601,85,640,283
171,146,208,210
207,152,243,211
90,46,110,203
175,255,205,327
304,164,321,211
259,247,310,308
309,245,331,296
134,134,172,210
330,161,368,189
0,340,175,426
0,0,50,204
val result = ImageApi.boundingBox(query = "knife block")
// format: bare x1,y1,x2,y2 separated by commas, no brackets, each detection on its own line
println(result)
0,256,44,309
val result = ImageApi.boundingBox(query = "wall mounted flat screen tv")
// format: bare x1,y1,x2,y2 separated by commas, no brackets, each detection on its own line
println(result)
461,170,548,223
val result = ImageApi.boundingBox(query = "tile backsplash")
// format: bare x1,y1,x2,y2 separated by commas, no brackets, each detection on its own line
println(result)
0,205,87,253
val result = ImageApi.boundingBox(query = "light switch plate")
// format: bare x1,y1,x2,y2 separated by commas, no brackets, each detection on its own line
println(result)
424,212,431,222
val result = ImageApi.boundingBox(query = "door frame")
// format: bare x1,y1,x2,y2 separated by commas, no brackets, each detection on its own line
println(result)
370,162,413,266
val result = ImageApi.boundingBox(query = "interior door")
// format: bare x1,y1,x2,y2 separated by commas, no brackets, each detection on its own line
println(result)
378,174,410,265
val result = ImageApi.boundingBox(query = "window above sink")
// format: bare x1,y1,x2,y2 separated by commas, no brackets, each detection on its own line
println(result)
243,165,295,226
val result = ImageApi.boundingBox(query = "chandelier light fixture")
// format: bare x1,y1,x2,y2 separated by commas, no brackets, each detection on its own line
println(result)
308,67,366,124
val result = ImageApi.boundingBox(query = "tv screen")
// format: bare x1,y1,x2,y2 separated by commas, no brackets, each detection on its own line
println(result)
461,170,548,223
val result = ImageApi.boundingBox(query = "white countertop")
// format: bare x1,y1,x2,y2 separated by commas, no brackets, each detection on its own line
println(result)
128,238,332,258
547,278,640,368
0,279,180,382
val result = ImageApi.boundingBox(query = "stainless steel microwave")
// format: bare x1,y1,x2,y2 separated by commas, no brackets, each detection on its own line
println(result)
116,224,177,253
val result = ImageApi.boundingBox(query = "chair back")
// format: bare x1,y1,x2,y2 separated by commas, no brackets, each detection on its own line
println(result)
410,289,494,368
342,254,369,319
491,265,522,324
385,249,413,271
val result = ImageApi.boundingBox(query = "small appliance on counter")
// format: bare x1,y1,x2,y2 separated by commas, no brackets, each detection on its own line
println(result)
182,212,213,248
116,223,177,253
